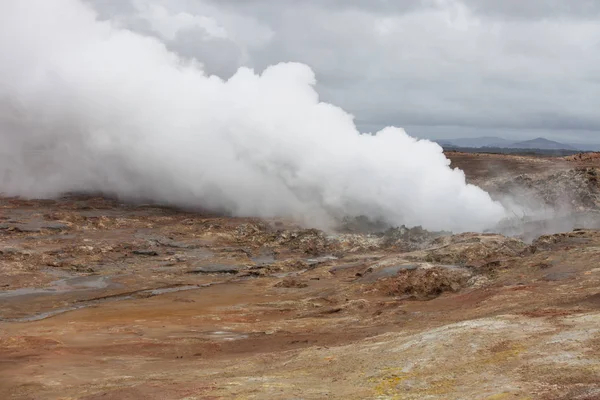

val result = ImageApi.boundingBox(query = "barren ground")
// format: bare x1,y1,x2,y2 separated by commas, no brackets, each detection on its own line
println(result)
2,152,600,399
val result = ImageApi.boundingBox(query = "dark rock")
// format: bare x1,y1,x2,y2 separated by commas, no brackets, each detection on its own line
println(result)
329,263,363,274
41,223,69,231
0,247,24,256
577,293,600,308
133,250,159,256
534,262,552,270
6,222,68,233
252,251,276,266
173,298,195,303
151,238,199,249
472,260,502,272
13,225,41,233
543,272,576,281
380,225,448,249
187,264,241,274
339,215,390,233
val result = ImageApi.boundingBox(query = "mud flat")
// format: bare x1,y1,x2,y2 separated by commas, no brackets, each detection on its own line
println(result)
2,153,600,399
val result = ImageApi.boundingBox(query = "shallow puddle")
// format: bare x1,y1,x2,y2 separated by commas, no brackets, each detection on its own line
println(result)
0,283,215,322
0,275,114,299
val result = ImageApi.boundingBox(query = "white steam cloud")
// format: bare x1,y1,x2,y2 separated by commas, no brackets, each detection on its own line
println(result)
0,0,507,232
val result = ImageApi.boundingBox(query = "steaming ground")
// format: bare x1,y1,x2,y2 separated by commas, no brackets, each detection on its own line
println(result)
0,0,506,232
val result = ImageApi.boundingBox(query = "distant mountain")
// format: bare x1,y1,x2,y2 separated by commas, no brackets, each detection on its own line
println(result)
504,137,575,150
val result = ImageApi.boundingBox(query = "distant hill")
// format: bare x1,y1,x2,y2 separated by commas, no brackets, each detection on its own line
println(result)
503,137,575,150
438,136,586,151
568,142,600,152
438,136,514,148
443,146,580,157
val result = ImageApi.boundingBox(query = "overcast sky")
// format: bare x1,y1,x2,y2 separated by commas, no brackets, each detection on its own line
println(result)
86,0,600,144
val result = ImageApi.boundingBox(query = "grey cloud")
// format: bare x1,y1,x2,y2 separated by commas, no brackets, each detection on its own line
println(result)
83,0,137,18
169,29,243,77
462,0,600,19
200,0,600,19
85,0,600,143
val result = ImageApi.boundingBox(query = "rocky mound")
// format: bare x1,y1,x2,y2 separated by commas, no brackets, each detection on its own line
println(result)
484,168,600,211
563,152,600,162
370,265,472,299
407,233,526,267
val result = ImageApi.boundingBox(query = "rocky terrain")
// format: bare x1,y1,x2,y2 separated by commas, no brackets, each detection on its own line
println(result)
2,152,600,399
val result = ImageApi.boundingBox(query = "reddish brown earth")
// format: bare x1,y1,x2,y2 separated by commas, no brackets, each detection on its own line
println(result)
447,151,570,182
2,152,600,399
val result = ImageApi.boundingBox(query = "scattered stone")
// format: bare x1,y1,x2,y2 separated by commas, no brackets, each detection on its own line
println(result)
273,229,333,255
70,265,95,273
275,278,308,289
268,259,309,273
359,264,419,283
467,275,491,288
343,299,370,311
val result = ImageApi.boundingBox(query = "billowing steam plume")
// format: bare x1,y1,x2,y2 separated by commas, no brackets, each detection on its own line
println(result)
0,0,507,232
